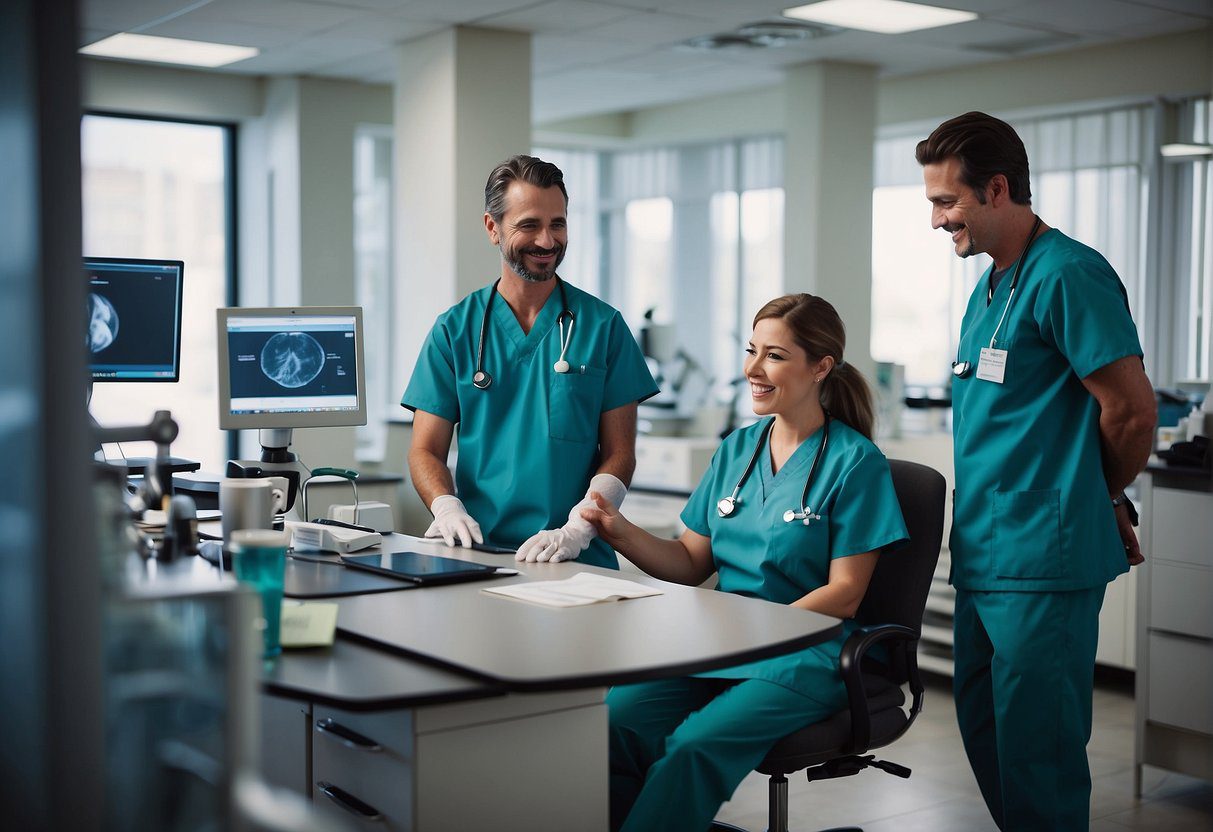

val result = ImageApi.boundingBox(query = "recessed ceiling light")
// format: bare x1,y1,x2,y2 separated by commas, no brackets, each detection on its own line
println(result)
1160,143,1213,158
80,33,259,68
783,0,978,35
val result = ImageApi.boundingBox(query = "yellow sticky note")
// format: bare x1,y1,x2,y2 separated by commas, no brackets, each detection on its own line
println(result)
280,601,338,648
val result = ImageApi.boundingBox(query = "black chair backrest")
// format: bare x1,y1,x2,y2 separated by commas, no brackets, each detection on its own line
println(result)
855,459,945,640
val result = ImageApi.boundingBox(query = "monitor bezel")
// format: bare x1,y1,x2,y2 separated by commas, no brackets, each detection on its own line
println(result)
216,306,368,431
85,256,185,383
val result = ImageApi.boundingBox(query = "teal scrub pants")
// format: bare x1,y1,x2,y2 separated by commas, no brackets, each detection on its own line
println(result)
608,677,842,832
952,586,1106,831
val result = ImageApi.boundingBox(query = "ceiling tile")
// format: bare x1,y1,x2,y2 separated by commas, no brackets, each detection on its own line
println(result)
144,18,309,49
990,0,1186,35
477,0,635,33
532,34,654,73
312,12,447,42
174,0,361,32
392,0,546,24
82,0,204,31
584,9,722,45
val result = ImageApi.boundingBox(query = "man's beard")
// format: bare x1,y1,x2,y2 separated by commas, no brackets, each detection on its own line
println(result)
502,242,565,282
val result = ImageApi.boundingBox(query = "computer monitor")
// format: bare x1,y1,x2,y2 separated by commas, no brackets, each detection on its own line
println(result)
86,257,184,382
216,306,367,433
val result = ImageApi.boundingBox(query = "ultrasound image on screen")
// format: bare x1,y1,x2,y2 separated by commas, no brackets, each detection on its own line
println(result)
88,293,120,353
228,326,358,402
86,261,182,379
260,332,326,388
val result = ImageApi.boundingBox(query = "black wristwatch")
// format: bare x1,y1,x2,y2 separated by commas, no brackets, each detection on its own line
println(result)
1112,493,1139,527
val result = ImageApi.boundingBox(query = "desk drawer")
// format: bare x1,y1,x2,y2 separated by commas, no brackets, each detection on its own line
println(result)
312,706,414,830
1151,489,1213,568
1150,560,1213,639
1147,632,1213,735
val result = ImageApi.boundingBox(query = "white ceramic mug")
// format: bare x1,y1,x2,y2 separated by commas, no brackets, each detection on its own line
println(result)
220,477,288,543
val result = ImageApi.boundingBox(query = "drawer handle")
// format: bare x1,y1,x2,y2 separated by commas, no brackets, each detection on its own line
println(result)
317,781,384,821
315,718,383,752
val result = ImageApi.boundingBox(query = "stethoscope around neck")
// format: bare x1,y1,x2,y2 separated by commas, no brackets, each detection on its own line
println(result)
472,277,575,390
717,414,831,525
952,216,1042,379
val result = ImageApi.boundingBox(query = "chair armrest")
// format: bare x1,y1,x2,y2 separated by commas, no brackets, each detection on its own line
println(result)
838,624,924,753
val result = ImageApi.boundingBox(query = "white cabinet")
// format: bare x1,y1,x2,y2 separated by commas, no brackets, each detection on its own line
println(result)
1134,471,1213,795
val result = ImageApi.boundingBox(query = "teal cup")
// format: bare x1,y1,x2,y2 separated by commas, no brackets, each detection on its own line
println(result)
230,529,290,658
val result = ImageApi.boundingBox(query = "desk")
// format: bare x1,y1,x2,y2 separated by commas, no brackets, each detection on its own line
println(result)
259,536,841,830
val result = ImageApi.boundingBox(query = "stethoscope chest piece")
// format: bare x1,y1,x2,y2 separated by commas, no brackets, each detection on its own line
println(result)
952,360,972,379
784,507,821,526
553,359,570,374
473,370,493,390
717,496,738,518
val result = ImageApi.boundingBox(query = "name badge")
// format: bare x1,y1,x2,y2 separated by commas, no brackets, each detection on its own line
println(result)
976,347,1007,384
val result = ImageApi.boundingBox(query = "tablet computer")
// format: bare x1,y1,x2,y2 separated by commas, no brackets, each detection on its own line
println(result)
340,551,515,586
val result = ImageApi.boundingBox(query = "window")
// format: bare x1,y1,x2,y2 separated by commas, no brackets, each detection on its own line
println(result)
1162,97,1213,383
354,126,393,461
536,138,784,428
82,114,233,469
871,106,1151,388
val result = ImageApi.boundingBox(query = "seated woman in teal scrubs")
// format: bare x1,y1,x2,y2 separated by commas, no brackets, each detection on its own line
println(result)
581,293,909,832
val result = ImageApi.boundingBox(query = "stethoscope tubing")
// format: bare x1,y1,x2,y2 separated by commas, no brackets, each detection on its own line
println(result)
952,216,1043,379
473,277,573,390
717,414,831,524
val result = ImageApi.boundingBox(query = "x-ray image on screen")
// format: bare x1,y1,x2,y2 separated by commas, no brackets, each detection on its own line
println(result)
86,258,184,381
260,332,326,389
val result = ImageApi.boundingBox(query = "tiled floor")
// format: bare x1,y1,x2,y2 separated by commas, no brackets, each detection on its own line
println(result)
713,675,1212,831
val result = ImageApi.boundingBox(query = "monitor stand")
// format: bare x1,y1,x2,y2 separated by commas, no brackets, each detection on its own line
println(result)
226,429,304,511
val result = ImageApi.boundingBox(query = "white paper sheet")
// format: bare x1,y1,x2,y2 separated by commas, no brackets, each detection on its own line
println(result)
482,572,663,608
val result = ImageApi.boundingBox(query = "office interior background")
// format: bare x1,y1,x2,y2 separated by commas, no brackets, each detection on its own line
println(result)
4,0,1213,829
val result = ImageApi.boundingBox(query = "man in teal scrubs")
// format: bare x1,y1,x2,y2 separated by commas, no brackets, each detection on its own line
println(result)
403,155,657,568
917,112,1156,830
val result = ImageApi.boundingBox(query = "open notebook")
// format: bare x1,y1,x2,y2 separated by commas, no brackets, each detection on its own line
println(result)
482,572,663,608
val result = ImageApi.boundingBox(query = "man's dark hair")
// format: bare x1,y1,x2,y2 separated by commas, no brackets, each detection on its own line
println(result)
484,154,568,224
916,111,1032,205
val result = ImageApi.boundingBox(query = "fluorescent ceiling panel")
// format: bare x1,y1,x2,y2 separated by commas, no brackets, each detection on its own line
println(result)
783,0,977,34
80,33,259,67
1160,143,1213,158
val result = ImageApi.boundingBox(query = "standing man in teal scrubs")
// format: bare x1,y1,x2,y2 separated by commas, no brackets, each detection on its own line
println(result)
917,112,1156,831
403,155,657,568
583,294,908,832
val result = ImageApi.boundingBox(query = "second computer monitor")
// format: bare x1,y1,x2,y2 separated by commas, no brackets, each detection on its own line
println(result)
86,257,184,382
216,307,367,431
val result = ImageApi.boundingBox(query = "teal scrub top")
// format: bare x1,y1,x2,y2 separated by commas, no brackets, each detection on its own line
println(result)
951,229,1142,592
680,418,908,697
402,280,658,568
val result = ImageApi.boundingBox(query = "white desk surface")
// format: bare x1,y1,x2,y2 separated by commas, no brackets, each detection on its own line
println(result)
330,535,843,692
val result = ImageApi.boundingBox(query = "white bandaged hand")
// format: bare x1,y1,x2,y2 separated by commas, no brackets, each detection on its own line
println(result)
516,474,627,563
424,495,483,548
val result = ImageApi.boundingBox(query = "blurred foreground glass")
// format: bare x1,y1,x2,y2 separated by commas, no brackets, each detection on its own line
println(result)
230,529,289,658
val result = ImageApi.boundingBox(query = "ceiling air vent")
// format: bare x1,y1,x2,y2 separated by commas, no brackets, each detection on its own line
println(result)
680,19,840,51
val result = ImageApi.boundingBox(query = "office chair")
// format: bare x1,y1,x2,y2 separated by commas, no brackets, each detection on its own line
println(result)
713,459,946,832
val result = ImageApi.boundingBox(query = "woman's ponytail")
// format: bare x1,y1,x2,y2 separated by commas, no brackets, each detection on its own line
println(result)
820,362,875,440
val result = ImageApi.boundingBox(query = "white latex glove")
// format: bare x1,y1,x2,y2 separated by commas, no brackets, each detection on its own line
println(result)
425,495,483,548
516,474,627,563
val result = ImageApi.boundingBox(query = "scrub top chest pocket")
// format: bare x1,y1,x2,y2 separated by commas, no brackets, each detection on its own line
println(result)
549,365,606,443
763,512,831,596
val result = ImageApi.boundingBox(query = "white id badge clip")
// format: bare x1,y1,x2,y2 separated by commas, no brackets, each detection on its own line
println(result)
976,347,1007,384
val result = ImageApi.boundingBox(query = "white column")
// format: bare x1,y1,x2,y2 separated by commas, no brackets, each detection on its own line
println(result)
783,61,878,376
393,26,532,385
